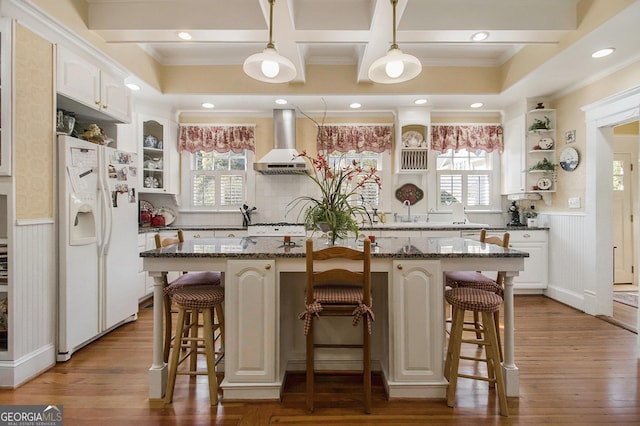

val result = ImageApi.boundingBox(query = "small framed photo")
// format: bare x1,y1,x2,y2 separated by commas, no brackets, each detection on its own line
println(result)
565,130,576,144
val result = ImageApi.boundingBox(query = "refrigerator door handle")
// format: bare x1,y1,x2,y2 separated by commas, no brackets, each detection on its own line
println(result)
100,171,114,256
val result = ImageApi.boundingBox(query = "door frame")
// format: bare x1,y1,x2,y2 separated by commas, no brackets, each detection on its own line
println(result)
583,86,640,323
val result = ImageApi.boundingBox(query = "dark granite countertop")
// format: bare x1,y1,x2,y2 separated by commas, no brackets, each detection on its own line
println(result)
140,236,529,259
139,225,548,234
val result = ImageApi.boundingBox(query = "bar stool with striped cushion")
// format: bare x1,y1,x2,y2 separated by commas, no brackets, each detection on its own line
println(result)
444,287,508,417
164,285,225,405
155,230,224,364
299,238,374,414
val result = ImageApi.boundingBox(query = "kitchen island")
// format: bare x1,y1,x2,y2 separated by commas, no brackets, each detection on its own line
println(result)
141,236,528,402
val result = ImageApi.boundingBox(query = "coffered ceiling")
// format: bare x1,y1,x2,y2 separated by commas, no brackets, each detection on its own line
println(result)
80,0,640,114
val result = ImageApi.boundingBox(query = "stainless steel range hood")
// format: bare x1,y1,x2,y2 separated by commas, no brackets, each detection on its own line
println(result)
254,109,309,174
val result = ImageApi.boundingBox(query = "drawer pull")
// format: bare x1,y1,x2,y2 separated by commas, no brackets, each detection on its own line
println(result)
265,264,271,270
523,233,531,238
397,264,403,270
193,234,201,238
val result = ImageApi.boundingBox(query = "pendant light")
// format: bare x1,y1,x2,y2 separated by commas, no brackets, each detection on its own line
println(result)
243,0,296,83
368,0,421,84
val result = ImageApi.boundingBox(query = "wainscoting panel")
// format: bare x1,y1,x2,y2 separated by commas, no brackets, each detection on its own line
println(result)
12,222,56,362
541,213,587,310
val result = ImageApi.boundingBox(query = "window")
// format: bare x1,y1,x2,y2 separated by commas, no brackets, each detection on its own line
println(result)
436,148,499,210
186,150,247,209
327,150,382,207
613,159,625,191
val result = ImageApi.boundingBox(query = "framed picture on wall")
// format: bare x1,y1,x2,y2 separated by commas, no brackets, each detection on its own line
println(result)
565,130,576,144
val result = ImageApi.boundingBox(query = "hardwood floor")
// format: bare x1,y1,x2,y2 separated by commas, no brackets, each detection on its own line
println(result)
0,295,638,424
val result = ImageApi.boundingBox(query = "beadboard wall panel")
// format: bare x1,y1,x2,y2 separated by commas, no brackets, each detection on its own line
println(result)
11,222,56,381
542,213,587,310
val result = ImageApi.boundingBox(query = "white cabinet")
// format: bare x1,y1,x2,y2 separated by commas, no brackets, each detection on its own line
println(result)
224,259,276,385
389,260,444,388
501,115,526,194
56,46,131,123
464,229,548,292
507,230,548,291
137,234,148,301
139,114,178,194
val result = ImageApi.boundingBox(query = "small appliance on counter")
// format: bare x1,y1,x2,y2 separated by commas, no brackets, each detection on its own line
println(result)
507,201,523,227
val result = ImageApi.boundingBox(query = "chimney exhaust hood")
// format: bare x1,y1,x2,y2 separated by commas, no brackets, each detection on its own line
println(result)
254,109,309,175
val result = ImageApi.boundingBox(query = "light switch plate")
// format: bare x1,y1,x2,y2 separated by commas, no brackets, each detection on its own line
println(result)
568,197,581,209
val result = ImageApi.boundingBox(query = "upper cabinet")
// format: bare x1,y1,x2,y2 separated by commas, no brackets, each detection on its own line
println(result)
139,113,178,194
56,46,131,123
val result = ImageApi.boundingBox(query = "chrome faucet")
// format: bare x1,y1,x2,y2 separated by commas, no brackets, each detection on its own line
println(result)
403,199,411,221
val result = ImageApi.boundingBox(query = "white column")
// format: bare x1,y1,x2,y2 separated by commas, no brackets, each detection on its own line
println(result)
502,274,519,397
148,272,167,400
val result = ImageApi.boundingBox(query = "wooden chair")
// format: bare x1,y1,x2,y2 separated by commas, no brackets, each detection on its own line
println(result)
300,238,373,414
445,229,509,358
155,230,224,364
444,287,508,417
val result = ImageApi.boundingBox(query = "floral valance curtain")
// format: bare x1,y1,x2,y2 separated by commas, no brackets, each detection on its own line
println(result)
430,124,503,154
179,125,256,153
317,125,393,153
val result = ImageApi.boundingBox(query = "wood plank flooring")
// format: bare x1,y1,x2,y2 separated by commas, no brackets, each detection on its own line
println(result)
0,295,638,425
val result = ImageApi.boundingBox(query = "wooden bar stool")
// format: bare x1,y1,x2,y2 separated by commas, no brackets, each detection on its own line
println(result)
445,230,509,358
444,287,508,417
164,285,225,405
299,238,374,414
155,230,224,364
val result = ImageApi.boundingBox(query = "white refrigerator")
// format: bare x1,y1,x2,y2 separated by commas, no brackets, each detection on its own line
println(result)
57,135,139,361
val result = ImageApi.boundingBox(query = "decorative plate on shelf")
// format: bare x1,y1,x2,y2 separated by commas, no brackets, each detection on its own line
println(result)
158,207,176,226
538,137,554,150
395,183,424,205
537,177,553,190
140,200,154,211
402,130,424,147
144,176,160,188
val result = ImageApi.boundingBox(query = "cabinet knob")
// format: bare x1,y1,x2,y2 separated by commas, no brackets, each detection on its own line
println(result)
265,264,271,270
397,264,403,270
523,233,531,238
228,233,235,237
193,234,200,238
95,100,100,105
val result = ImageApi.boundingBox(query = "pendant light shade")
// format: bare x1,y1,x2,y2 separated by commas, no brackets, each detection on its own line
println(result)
243,0,296,83
368,0,422,84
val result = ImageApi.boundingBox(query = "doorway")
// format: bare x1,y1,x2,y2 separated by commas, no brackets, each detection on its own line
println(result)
612,122,639,331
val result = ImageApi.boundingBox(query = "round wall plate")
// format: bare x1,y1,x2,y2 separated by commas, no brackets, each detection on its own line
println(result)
560,147,579,171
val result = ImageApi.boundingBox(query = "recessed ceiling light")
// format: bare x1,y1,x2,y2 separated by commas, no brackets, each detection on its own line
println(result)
125,83,140,91
471,31,489,42
177,31,192,41
470,102,484,109
275,99,288,105
414,98,428,105
202,102,214,109
591,48,615,58
350,102,361,109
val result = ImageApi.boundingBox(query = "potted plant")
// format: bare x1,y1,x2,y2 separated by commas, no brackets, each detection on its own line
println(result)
287,151,381,245
528,116,551,132
527,157,557,172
